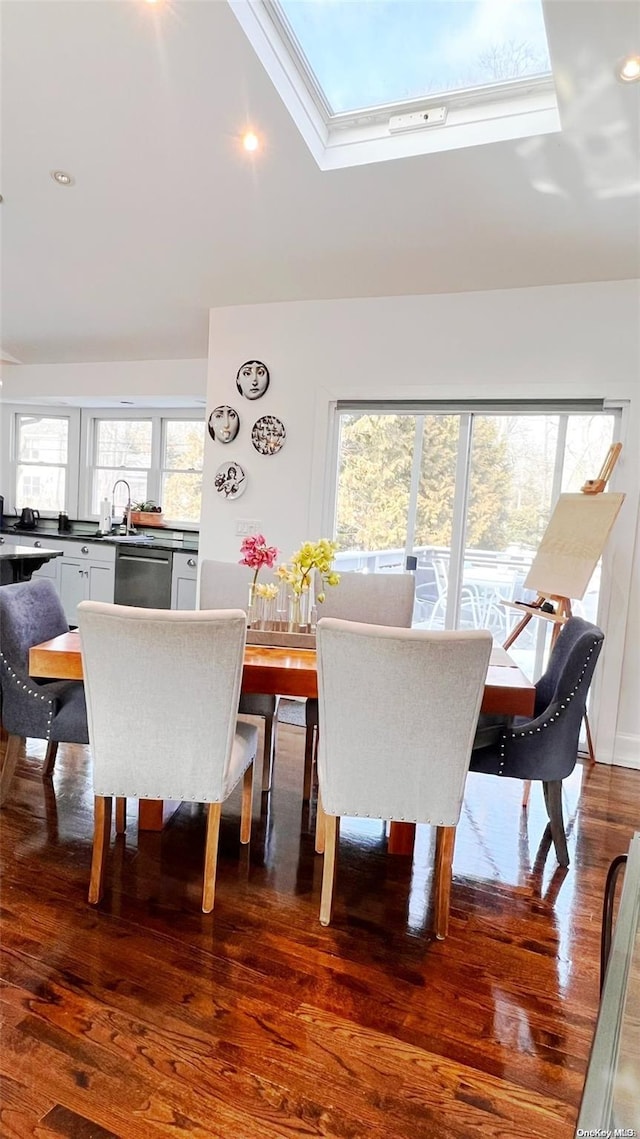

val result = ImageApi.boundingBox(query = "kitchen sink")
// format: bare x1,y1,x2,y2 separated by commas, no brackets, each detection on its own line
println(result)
107,535,155,543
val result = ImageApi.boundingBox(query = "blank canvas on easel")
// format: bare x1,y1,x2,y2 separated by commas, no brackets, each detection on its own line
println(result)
523,492,625,600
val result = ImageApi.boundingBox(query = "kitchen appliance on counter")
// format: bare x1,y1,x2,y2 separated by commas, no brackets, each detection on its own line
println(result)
15,507,40,530
114,544,172,609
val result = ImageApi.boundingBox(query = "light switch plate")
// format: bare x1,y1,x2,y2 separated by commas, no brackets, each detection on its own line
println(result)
235,519,262,536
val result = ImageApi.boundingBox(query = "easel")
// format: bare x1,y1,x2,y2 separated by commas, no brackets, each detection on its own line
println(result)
501,443,623,784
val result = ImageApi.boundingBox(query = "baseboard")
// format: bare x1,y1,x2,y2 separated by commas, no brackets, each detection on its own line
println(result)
611,733,640,770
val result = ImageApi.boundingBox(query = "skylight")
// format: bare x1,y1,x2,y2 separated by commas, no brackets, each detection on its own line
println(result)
276,0,552,117
230,0,560,170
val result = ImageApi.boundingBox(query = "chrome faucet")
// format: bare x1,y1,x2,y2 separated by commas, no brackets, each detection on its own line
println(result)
112,479,133,534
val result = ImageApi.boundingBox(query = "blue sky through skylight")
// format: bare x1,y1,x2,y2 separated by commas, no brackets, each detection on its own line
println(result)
276,0,552,115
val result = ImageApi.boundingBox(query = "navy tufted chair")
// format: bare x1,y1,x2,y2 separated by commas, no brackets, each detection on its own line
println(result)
470,616,604,866
0,579,89,804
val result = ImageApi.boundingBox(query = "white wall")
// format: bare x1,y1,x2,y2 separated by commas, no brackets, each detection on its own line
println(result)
0,358,207,404
202,280,640,767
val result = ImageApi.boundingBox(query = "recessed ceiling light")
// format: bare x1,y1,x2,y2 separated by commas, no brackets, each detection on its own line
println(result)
51,170,74,186
242,131,259,152
618,55,640,82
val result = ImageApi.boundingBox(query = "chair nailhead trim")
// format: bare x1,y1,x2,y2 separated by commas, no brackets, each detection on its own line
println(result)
497,639,598,775
1,650,56,740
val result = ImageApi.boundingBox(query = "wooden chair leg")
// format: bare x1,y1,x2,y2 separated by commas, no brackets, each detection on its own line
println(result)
240,762,254,845
202,802,222,914
261,711,277,792
521,780,532,809
315,793,326,854
42,741,58,777
583,711,596,764
303,725,315,801
88,795,113,904
319,815,339,927
115,797,127,834
434,825,456,941
543,780,569,867
0,735,22,806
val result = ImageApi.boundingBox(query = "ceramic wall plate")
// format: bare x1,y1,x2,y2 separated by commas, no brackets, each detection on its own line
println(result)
251,415,286,455
214,460,247,500
236,360,270,400
208,405,240,443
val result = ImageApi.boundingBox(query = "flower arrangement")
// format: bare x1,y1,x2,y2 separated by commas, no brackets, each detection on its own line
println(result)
239,533,279,587
277,539,340,604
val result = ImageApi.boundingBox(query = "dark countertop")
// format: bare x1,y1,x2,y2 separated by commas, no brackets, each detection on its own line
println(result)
1,527,199,554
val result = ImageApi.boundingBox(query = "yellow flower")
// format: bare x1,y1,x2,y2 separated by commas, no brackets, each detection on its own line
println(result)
279,539,340,602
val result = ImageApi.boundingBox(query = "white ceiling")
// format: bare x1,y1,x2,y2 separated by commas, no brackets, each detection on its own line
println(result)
1,0,639,366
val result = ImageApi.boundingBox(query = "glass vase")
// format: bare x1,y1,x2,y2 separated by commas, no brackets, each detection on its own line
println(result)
256,594,276,630
247,582,257,627
288,587,313,633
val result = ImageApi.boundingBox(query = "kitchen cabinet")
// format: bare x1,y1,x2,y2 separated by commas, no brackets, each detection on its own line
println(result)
171,552,198,610
56,540,116,624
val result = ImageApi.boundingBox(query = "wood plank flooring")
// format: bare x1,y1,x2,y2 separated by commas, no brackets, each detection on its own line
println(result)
1,724,638,1138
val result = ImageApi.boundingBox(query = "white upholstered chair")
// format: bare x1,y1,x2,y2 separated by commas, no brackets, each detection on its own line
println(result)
315,618,492,940
199,559,279,792
78,602,257,913
304,571,415,799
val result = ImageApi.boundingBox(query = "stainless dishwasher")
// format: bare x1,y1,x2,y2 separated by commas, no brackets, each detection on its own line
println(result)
114,545,172,608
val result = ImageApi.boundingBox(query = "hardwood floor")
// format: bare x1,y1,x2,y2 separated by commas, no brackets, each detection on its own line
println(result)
1,724,638,1138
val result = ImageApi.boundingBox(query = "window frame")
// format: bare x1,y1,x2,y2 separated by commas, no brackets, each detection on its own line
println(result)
230,0,560,171
4,405,81,520
80,408,204,527
160,417,206,528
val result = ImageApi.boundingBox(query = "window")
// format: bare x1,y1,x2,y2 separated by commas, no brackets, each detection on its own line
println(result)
161,420,205,526
15,414,70,512
90,419,153,516
231,0,559,169
84,411,204,526
332,402,620,679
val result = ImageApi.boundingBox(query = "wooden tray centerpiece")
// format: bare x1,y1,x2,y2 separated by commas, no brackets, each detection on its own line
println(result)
246,620,316,650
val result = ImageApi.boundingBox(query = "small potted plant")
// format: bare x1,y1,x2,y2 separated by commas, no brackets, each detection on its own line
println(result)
130,500,164,527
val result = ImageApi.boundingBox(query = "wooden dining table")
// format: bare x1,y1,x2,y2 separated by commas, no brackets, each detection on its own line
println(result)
29,632,535,842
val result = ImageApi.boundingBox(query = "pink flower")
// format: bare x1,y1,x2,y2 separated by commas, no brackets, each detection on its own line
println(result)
239,534,279,584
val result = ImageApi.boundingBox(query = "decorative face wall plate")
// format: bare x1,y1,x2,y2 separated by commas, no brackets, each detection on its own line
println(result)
251,415,286,455
214,461,247,500
208,405,240,443
236,360,270,400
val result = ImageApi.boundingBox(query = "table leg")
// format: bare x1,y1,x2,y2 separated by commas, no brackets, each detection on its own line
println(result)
138,799,181,831
388,820,416,855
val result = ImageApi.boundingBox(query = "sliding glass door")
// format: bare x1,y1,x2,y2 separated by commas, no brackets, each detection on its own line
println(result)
332,403,618,676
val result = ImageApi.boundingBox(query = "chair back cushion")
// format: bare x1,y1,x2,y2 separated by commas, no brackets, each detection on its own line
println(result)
316,618,492,824
0,578,81,739
78,602,248,802
199,559,278,612
315,571,415,627
495,615,605,781
199,559,255,610
0,578,69,675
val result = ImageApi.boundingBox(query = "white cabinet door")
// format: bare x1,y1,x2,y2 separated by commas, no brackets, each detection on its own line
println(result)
171,553,198,610
87,562,115,605
59,559,87,624
58,549,115,622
